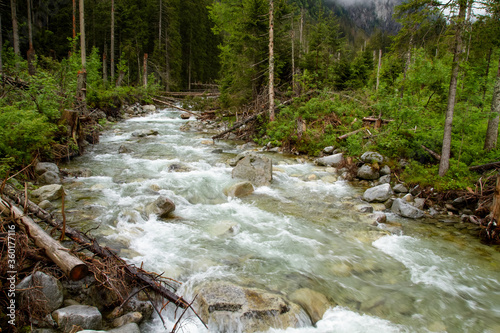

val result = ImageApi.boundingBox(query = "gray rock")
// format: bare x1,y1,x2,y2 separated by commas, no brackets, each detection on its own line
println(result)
17,272,63,313
224,181,254,198
393,184,409,193
122,296,153,321
323,146,335,155
232,153,272,186
414,198,426,210
31,184,65,202
52,305,102,332
380,165,391,176
362,184,393,203
356,204,374,213
119,145,132,154
112,312,142,328
315,153,344,167
39,200,54,210
228,151,254,167
360,151,384,163
62,168,92,178
79,323,140,333
289,288,331,325
142,105,156,113
357,164,380,180
145,196,175,218
378,175,391,184
194,281,305,332
35,162,60,175
39,171,62,185
180,113,191,119
132,129,159,137
391,198,424,219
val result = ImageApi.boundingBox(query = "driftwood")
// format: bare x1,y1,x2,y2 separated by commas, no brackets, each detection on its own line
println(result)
470,161,500,172
421,145,441,160
0,198,88,281
362,117,394,123
337,127,368,141
151,97,198,117
2,75,29,90
212,110,266,140
1,184,198,314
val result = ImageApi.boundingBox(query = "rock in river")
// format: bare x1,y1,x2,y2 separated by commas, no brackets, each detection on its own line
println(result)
232,153,272,186
362,183,393,203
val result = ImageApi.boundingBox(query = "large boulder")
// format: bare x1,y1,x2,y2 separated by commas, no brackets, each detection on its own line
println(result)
194,281,305,332
112,312,142,328
315,153,344,167
289,288,331,325
131,129,159,137
393,184,409,193
35,162,60,175
145,196,175,218
17,272,63,314
38,171,62,185
142,105,156,113
223,181,254,198
357,164,380,180
391,198,424,219
360,151,384,164
52,305,102,332
31,184,65,202
362,183,393,203
232,153,272,187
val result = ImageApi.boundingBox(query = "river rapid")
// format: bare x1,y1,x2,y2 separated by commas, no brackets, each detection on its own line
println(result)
61,107,500,333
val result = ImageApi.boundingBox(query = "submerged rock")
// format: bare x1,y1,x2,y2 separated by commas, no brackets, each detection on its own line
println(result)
194,281,306,332
289,288,331,324
224,181,254,198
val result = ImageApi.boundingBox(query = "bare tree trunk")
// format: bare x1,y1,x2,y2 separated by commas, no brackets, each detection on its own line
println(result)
111,0,115,83
77,0,87,106
492,173,500,222
103,44,108,83
158,0,162,46
10,0,20,68
376,49,382,92
439,0,467,176
291,16,295,94
299,8,304,50
269,0,275,121
143,53,148,87
484,56,500,151
27,0,36,75
73,0,76,40
165,26,170,91
0,15,3,73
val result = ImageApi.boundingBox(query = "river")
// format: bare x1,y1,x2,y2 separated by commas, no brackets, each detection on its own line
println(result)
61,107,500,333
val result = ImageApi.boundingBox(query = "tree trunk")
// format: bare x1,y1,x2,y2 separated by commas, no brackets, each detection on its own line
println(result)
73,0,76,40
439,0,467,177
268,0,275,121
291,16,295,95
158,0,162,46
0,199,89,281
165,23,170,91
376,49,382,92
103,44,108,83
27,0,36,76
143,53,148,87
484,56,500,151
77,0,87,107
0,15,3,73
10,0,20,68
111,0,115,83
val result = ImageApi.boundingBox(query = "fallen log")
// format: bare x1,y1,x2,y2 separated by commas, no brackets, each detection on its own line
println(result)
1,184,195,313
470,161,500,172
212,110,266,140
362,117,394,123
151,97,198,117
0,198,88,281
421,145,441,161
337,127,368,141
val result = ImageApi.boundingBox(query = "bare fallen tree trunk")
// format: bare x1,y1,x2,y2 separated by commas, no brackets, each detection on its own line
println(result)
337,127,368,141
0,199,88,281
151,97,197,116
212,110,267,140
1,185,197,313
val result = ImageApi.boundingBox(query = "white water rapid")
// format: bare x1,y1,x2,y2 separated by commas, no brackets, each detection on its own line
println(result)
61,107,500,333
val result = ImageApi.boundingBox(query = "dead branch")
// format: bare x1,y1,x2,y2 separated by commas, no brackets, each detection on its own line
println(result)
337,127,369,141
151,97,198,116
421,145,441,160
212,110,267,140
470,161,500,172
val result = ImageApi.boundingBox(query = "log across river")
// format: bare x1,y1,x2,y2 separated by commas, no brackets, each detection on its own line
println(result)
59,107,500,332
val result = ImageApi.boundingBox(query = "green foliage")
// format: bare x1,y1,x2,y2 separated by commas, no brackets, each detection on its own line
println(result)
0,106,58,167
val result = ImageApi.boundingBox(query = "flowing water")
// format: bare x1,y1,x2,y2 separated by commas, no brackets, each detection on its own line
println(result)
61,108,500,333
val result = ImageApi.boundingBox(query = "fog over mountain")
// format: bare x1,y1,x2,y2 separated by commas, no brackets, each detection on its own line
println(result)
326,0,403,33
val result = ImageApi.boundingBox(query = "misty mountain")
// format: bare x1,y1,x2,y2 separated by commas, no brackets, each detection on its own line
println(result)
326,0,403,34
